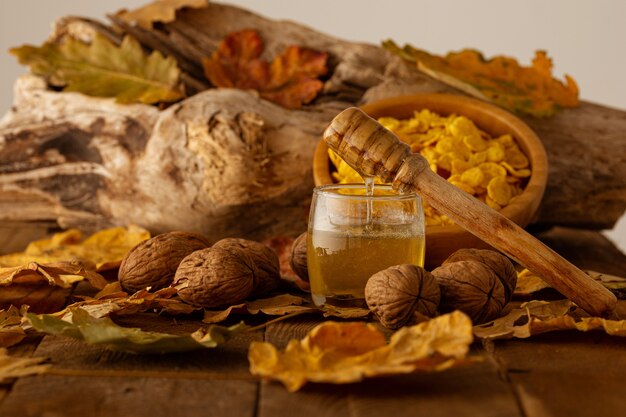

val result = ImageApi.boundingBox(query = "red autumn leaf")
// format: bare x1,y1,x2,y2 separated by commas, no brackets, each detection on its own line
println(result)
202,29,328,109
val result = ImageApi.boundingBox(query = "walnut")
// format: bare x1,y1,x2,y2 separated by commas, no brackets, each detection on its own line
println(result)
212,238,280,297
173,246,255,308
432,260,506,324
289,232,309,281
365,264,440,329
118,231,210,293
444,249,517,303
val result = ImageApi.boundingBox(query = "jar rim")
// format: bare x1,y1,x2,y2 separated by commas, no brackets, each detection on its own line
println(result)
314,183,420,202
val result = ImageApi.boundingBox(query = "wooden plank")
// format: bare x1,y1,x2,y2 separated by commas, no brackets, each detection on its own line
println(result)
258,318,523,417
0,375,257,417
492,331,626,417
32,314,262,375
0,314,262,416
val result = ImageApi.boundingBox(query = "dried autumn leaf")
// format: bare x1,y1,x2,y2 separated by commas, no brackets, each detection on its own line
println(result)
320,305,371,319
0,226,150,272
514,269,626,299
0,262,108,313
11,33,184,104
65,286,198,320
0,348,49,382
0,306,26,348
115,0,208,29
514,268,551,296
203,294,316,324
249,311,473,391
383,40,579,117
0,262,107,289
202,294,369,324
473,300,626,340
202,29,328,109
27,307,245,354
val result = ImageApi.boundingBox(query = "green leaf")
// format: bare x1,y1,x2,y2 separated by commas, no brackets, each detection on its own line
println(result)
27,307,245,354
10,34,185,105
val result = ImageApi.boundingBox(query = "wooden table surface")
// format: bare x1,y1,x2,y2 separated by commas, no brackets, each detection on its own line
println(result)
1,223,625,417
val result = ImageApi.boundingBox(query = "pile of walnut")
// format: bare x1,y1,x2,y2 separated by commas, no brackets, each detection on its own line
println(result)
119,232,284,308
119,230,515,327
289,232,517,328
365,248,517,328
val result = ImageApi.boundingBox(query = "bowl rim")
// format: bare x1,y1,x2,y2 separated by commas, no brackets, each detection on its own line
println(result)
313,93,548,233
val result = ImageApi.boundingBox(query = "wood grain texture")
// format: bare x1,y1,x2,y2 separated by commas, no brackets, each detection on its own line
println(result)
323,107,616,317
318,95,550,268
0,375,257,417
1,224,626,417
492,332,626,417
364,60,626,230
1,2,625,240
261,319,522,417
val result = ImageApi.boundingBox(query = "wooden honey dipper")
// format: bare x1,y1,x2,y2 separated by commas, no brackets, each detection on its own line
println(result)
323,107,617,317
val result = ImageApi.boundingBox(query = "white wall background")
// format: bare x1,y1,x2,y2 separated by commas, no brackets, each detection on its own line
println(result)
1,0,625,252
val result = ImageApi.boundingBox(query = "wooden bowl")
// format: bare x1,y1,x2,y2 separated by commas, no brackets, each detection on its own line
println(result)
313,93,548,269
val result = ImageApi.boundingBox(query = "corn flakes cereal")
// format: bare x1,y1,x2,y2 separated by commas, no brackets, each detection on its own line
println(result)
329,109,532,226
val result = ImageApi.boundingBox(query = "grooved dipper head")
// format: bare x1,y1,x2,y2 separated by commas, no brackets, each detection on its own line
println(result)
322,107,411,183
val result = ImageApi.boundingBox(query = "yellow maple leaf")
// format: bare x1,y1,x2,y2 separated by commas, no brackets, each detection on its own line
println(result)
383,40,579,117
249,311,473,391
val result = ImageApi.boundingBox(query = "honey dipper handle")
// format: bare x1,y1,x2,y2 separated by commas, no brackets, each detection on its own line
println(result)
323,108,617,317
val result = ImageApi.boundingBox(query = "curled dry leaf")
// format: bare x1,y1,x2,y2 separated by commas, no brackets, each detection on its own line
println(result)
203,294,315,324
202,29,328,109
0,262,108,313
0,306,26,348
10,34,184,104
514,268,626,299
0,348,49,382
115,0,209,29
27,307,245,354
0,262,107,289
0,226,150,272
62,287,199,321
249,311,473,392
202,294,369,324
473,300,626,340
383,40,579,117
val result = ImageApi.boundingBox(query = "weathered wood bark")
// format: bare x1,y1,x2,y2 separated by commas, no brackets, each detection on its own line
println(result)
0,2,625,240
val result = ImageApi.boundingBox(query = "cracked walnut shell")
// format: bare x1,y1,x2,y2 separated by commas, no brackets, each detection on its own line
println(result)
444,248,517,303
118,231,210,293
212,238,281,297
173,246,255,308
432,260,506,324
365,264,440,329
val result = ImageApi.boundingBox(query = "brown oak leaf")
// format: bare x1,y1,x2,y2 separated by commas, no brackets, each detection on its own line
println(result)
202,29,328,109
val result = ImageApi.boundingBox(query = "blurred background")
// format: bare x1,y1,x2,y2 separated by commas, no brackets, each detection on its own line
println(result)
1,0,624,251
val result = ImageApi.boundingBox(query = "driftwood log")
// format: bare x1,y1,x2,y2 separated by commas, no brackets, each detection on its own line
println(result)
0,3,625,242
